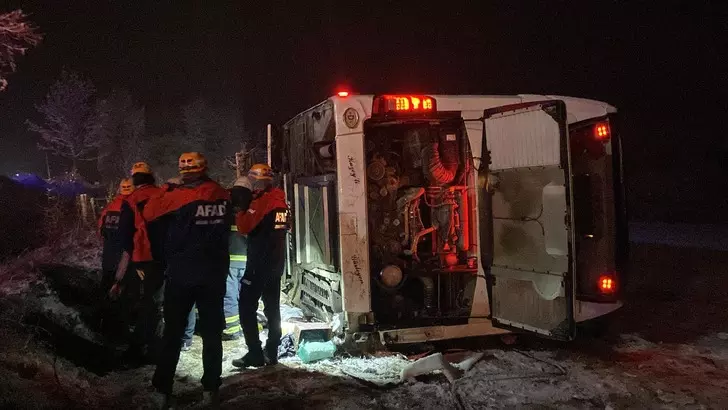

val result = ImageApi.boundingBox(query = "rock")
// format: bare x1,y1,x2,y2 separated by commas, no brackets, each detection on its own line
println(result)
717,332,728,340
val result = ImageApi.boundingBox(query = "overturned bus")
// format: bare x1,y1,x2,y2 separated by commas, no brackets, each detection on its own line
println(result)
272,93,627,345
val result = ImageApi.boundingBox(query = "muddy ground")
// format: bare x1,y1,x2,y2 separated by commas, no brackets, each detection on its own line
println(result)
1,230,727,409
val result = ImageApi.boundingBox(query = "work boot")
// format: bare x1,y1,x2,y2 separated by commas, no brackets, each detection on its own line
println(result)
231,352,265,368
202,390,220,408
264,350,278,366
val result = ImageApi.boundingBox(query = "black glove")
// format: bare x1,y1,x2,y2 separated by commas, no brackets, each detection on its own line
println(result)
231,186,253,212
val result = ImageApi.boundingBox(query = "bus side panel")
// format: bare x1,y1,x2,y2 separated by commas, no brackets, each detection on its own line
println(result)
335,131,372,314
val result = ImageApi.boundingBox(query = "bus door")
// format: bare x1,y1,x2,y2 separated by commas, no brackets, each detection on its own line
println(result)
478,100,576,340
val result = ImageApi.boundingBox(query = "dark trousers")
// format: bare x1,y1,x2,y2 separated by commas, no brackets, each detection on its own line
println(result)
183,266,245,343
239,270,281,357
153,277,225,394
99,270,124,338
129,261,165,355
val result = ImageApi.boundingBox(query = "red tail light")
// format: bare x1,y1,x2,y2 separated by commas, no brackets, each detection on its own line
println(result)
337,91,349,97
598,274,617,294
594,122,611,141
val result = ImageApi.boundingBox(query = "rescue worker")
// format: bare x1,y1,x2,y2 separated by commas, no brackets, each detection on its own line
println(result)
97,178,134,336
182,219,247,351
143,152,230,407
110,162,166,362
231,164,289,368
181,184,250,352
224,199,248,340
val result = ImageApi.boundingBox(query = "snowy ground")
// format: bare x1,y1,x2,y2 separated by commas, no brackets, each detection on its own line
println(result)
1,224,728,409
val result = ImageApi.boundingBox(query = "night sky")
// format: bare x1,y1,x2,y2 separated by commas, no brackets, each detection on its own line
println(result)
1,1,727,220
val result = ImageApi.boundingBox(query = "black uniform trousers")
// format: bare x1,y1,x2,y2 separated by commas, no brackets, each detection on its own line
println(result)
99,266,137,339
153,274,225,394
239,266,282,358
129,261,165,356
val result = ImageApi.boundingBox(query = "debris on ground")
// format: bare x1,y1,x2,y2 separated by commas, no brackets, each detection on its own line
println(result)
277,333,296,359
401,352,463,383
2,237,728,408
298,340,337,363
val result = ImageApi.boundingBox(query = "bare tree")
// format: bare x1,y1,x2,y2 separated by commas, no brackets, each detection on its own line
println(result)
28,71,104,176
181,98,245,182
146,132,185,180
0,9,42,91
96,89,146,182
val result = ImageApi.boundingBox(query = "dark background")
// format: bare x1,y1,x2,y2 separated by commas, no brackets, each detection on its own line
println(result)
0,1,726,223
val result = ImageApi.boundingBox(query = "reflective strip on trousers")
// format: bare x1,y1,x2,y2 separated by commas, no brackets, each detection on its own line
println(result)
224,324,241,334
230,255,247,262
225,315,240,324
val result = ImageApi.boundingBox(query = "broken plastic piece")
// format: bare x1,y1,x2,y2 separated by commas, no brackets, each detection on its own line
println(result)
400,352,487,384
400,352,462,384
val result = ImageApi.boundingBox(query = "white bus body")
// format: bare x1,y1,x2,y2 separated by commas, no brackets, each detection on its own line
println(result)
276,94,627,345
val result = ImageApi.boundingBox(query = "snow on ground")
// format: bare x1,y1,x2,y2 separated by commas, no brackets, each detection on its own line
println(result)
2,228,728,408
162,332,728,409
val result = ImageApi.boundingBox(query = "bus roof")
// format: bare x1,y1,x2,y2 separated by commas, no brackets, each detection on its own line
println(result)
285,94,616,127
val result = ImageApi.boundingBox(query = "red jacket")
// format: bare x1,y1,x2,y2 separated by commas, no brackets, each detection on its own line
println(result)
119,184,164,263
236,187,289,279
98,194,127,272
143,178,231,284
98,195,125,235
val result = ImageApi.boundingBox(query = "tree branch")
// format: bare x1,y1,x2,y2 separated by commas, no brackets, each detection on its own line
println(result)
0,10,42,91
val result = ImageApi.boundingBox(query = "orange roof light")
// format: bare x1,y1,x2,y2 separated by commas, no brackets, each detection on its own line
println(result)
598,274,617,294
594,122,611,141
372,95,437,116
337,91,349,97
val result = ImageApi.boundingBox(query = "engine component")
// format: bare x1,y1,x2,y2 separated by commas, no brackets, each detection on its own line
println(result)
454,188,470,251
444,253,458,266
366,122,477,327
397,187,425,246
380,265,404,288
386,176,399,192
409,227,436,261
404,129,425,169
386,240,402,254
368,155,386,181
419,276,435,309
423,132,460,186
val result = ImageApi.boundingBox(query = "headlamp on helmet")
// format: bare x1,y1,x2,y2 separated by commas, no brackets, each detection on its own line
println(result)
248,164,273,181
178,152,207,174
119,178,134,195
